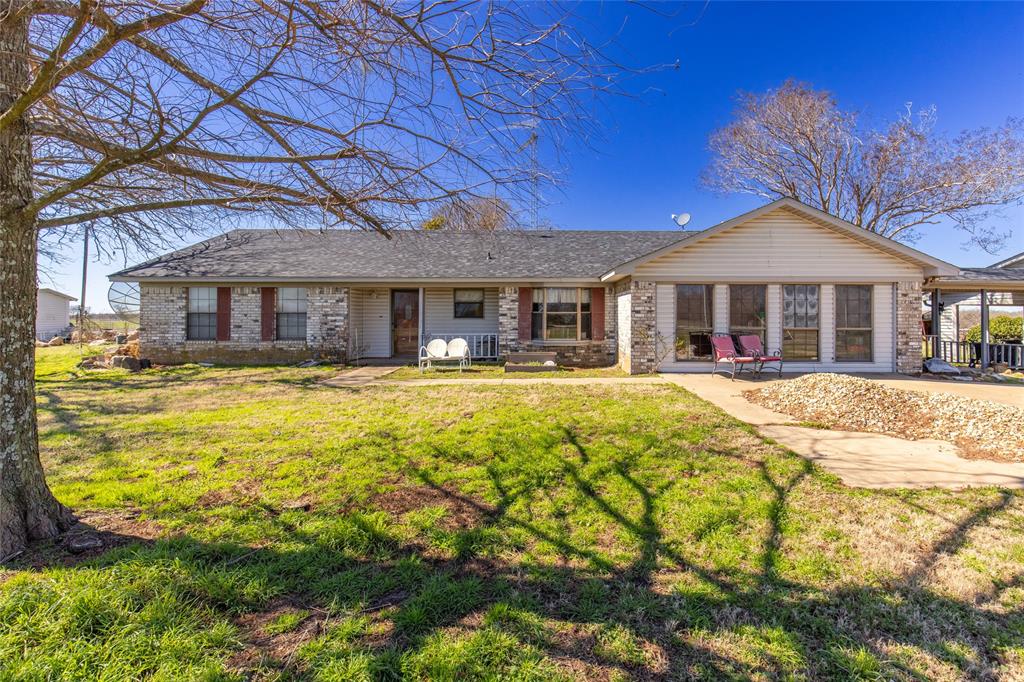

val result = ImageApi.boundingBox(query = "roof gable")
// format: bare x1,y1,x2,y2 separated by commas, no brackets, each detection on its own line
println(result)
603,198,959,280
991,251,1024,269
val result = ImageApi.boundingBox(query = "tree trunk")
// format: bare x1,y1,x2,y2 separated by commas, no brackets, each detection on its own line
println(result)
0,6,75,559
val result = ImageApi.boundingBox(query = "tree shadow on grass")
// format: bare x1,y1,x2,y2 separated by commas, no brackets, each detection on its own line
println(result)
3,436,1021,679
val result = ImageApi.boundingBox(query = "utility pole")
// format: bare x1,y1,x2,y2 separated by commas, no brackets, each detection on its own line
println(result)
77,225,89,346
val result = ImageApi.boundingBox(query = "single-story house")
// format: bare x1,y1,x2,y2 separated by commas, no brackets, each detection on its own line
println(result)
111,197,988,375
36,287,76,340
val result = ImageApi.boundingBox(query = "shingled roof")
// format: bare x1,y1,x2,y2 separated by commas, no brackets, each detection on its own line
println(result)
109,229,692,282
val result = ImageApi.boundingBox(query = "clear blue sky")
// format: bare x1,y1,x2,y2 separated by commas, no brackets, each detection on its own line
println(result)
42,1,1024,312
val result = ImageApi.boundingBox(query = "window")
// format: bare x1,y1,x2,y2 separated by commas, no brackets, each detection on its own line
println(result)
675,285,713,361
187,287,217,340
836,285,872,361
783,285,819,360
453,289,484,319
276,287,307,340
531,288,591,341
729,284,766,344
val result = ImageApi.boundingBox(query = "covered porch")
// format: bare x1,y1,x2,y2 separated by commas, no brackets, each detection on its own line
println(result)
347,286,500,362
924,269,1024,370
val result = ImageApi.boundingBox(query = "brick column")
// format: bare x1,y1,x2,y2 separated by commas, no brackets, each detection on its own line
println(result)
628,280,657,374
307,286,349,361
896,280,923,375
498,286,519,357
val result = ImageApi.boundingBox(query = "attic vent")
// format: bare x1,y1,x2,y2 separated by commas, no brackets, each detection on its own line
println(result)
537,234,554,238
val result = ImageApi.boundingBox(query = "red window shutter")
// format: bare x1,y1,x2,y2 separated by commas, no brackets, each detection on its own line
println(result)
261,287,276,341
591,287,605,341
216,287,231,341
518,287,532,342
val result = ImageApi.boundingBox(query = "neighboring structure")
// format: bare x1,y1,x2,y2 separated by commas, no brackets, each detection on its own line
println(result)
931,252,1024,343
110,198,969,374
36,288,76,340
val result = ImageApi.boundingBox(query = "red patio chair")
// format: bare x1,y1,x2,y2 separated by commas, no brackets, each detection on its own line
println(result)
711,334,757,380
737,335,783,378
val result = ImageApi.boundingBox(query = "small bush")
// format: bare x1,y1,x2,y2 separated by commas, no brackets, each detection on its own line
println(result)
964,315,1023,343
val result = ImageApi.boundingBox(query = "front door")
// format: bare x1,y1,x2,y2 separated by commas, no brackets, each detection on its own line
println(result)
391,289,419,357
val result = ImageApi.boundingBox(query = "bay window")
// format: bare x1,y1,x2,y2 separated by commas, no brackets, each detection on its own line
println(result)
531,288,591,341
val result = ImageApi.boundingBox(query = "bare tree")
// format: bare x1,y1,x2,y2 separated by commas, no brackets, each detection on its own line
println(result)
422,196,514,231
0,0,629,557
704,80,1024,251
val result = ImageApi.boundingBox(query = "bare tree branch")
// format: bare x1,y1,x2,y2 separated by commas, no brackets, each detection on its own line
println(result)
704,80,1024,252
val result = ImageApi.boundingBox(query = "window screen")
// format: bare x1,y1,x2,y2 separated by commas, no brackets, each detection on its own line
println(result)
675,284,714,361
729,284,766,344
835,285,872,361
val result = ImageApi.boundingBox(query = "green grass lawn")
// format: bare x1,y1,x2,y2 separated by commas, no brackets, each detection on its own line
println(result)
2,346,1022,680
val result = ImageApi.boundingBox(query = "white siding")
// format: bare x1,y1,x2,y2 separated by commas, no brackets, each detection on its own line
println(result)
36,291,72,339
349,288,390,358
634,208,923,282
710,285,726,333
617,291,632,360
766,284,782,353
423,287,499,337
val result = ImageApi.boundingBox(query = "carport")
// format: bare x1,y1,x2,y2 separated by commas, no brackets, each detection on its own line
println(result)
925,267,1024,370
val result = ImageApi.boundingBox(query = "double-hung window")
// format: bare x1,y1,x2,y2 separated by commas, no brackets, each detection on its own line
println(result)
783,285,820,360
675,284,714,360
835,285,873,361
187,287,217,340
276,287,307,340
453,289,484,319
531,288,591,341
729,284,766,344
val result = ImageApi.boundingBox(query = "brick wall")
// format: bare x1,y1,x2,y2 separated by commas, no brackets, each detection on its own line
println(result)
139,284,349,365
628,280,657,374
896,280,923,375
497,286,519,357
496,285,617,367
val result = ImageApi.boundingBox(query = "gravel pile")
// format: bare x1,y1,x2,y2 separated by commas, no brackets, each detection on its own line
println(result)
745,373,1024,462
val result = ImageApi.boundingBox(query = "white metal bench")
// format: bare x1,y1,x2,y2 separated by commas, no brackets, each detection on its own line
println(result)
419,338,471,372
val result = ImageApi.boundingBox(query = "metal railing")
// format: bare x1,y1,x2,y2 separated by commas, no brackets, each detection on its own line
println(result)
422,332,499,359
924,335,1024,369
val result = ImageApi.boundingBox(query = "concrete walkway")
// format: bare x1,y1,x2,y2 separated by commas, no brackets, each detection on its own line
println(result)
321,365,399,387
662,373,1024,489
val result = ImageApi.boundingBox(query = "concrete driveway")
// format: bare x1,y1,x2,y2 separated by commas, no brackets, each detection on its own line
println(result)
663,373,1024,489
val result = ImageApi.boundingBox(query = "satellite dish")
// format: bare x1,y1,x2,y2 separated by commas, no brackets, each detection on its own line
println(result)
671,212,691,228
107,281,141,324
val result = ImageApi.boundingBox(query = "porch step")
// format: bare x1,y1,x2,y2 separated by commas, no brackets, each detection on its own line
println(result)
506,352,558,364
